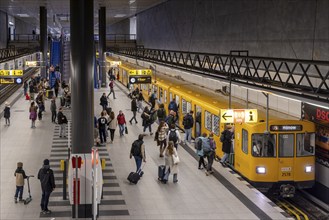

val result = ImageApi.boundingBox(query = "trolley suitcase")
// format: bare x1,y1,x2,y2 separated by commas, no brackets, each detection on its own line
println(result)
127,172,140,184
158,165,166,181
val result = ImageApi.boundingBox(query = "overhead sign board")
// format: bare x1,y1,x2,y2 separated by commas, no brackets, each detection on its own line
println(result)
128,69,152,76
108,61,122,67
129,76,152,84
0,70,23,76
221,109,258,123
25,61,38,67
0,77,23,84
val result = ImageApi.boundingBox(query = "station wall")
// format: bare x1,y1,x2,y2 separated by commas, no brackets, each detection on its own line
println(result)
14,17,36,35
106,19,130,35
133,0,329,61
0,10,7,49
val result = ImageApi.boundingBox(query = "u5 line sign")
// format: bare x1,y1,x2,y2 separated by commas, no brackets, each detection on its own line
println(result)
221,109,258,123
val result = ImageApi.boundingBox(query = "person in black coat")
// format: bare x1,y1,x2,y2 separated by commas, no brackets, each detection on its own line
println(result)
37,159,55,214
4,102,10,126
100,93,108,110
141,106,153,135
129,97,138,124
220,124,234,166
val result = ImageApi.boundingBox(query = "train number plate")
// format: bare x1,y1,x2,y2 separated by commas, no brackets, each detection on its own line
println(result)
281,167,292,172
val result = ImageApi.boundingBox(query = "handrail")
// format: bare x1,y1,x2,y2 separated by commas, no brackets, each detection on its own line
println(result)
0,47,39,63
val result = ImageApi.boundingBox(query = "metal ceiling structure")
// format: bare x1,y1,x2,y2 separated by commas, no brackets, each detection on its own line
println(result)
0,0,166,33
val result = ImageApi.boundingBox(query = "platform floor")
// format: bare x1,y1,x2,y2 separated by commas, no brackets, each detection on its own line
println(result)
0,82,290,220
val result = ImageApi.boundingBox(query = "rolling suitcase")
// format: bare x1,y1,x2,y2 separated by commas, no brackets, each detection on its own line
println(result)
127,172,140,184
158,165,166,181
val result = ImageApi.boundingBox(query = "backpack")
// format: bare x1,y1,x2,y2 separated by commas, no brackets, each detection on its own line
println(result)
183,115,193,127
157,108,165,119
131,140,142,157
165,115,174,125
168,130,178,143
200,137,211,153
151,111,157,122
16,173,24,186
195,138,203,151
168,102,176,110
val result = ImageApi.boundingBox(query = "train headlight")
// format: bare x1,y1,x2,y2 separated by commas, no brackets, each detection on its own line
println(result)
305,166,312,173
256,166,266,174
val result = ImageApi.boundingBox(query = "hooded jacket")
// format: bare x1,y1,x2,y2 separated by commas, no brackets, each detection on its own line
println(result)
37,165,56,192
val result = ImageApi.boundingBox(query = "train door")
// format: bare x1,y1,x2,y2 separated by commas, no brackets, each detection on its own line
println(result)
175,94,180,124
278,133,294,181
195,105,202,137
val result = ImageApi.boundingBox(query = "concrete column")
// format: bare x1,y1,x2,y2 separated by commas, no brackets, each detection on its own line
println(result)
99,7,106,87
70,0,94,154
39,6,47,78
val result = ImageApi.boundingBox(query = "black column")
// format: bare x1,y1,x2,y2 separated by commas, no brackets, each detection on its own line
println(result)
99,7,106,87
40,6,47,78
70,0,94,154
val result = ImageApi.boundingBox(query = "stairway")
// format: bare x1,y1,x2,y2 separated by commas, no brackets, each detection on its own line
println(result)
50,41,61,67
62,41,71,83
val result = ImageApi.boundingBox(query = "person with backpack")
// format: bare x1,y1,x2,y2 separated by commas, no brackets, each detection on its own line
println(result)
167,123,181,149
165,110,178,127
141,106,153,135
37,159,55,214
195,133,208,170
168,98,178,114
206,133,217,176
14,162,27,203
220,124,234,167
107,79,116,99
156,121,169,157
183,110,194,144
57,107,68,138
98,111,108,145
157,103,167,123
129,97,138,124
100,93,108,110
4,102,11,126
130,134,146,172
117,110,126,137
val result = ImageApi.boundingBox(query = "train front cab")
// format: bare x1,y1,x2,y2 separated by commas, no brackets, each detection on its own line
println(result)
233,120,316,197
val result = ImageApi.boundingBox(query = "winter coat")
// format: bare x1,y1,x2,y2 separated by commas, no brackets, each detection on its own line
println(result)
183,114,194,129
4,106,10,118
221,129,233,154
37,165,56,192
100,96,108,106
50,100,56,112
131,99,138,111
14,167,27,186
57,111,67,124
164,147,178,174
108,117,117,130
117,113,126,125
141,109,151,126
157,108,167,120
29,106,38,121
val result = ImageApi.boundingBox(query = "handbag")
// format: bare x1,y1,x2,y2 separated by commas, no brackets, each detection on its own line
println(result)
125,126,128,134
154,131,159,141
172,154,180,165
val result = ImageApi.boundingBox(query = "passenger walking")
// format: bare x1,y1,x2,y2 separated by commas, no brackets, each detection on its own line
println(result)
37,159,55,214
102,110,110,137
107,79,116,99
196,133,208,170
54,79,60,98
100,93,108,110
98,112,108,145
183,110,194,144
167,123,181,149
206,133,216,175
117,110,126,137
14,162,27,203
141,106,153,135
57,107,68,138
50,97,57,123
164,141,179,183
156,121,169,157
157,103,167,123
195,111,201,137
108,111,117,143
23,81,28,96
220,124,234,167
130,134,146,172
4,102,11,126
29,102,38,128
165,110,178,127
148,91,157,109
129,97,138,124
168,98,178,116
137,91,144,112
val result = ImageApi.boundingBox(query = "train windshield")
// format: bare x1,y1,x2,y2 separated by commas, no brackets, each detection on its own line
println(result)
251,134,276,157
296,133,315,156
279,134,294,157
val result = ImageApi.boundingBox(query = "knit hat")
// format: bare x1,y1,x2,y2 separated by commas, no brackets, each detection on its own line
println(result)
5,101,9,106
17,162,23,168
43,159,50,165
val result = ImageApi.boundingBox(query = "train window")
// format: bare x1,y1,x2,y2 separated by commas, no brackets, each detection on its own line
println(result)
212,115,220,136
205,111,212,132
242,129,248,154
169,93,172,102
251,134,276,157
159,88,163,103
187,102,192,113
164,90,167,103
297,133,315,156
182,99,187,114
279,134,294,157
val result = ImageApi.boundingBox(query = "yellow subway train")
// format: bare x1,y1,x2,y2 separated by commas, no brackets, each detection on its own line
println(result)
115,61,316,197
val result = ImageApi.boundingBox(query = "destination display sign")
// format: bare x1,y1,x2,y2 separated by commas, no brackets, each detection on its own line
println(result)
270,125,303,131
221,109,258,123
129,76,152,84
0,70,23,76
0,77,23,84
128,69,152,76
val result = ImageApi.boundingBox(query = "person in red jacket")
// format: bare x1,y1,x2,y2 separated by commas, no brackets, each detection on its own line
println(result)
117,110,126,137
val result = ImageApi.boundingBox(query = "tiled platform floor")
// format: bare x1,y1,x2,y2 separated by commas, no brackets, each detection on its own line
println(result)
0,82,289,219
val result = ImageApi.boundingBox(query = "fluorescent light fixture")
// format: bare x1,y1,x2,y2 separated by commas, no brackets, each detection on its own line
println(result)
17,14,29,17
114,14,126,18
8,21,14,25
129,0,136,4
256,166,266,174
305,166,312,173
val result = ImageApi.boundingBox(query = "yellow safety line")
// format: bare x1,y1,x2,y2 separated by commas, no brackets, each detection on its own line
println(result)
277,201,301,220
284,200,309,220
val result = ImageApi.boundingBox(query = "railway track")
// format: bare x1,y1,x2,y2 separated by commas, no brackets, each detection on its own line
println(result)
0,67,39,105
272,191,329,220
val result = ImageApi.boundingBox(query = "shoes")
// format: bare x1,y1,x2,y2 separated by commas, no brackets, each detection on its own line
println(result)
159,154,164,157
59,135,62,138
42,210,51,214
19,198,24,202
129,121,132,125
135,121,138,124
220,161,227,167
150,132,153,135
198,167,203,170
14,198,17,203
173,180,178,183
110,140,113,144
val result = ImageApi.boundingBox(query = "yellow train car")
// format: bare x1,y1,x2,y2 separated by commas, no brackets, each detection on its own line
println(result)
117,62,152,88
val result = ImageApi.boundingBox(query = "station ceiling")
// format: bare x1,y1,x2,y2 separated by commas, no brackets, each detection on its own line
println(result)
0,0,166,33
